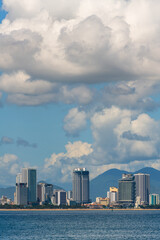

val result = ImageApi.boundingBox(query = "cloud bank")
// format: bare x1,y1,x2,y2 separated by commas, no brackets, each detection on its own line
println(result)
0,0,160,87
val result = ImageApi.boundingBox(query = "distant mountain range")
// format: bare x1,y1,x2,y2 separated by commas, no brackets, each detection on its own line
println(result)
1,167,160,202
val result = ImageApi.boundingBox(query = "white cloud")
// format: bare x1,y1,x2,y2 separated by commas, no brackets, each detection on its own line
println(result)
0,71,93,105
0,154,20,186
65,141,93,158
0,154,18,164
0,71,53,94
64,108,87,136
1,0,160,85
43,141,93,182
91,106,160,164
60,85,93,105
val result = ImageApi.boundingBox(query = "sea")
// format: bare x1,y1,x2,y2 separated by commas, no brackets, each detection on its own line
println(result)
0,210,160,240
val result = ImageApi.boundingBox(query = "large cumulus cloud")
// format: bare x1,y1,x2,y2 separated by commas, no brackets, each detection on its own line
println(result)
1,0,160,85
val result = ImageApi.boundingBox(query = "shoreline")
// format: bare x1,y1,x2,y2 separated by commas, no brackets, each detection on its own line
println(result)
0,208,160,211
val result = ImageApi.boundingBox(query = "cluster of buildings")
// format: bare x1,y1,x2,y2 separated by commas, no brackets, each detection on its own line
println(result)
94,173,159,208
14,167,90,206
1,167,160,208
0,195,12,205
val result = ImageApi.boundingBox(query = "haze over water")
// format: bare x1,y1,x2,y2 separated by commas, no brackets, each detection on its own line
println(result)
1,210,160,240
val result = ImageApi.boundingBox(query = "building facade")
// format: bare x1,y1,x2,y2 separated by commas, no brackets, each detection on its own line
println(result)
72,168,89,204
149,194,159,205
37,182,53,203
22,168,37,204
118,174,136,206
134,173,150,205
107,187,118,204
15,183,28,205
57,190,66,206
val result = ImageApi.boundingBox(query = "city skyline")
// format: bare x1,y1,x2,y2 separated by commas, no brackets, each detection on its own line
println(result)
1,0,160,187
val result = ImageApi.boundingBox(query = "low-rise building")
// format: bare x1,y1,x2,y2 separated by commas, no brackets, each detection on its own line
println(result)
0,196,13,205
149,194,159,205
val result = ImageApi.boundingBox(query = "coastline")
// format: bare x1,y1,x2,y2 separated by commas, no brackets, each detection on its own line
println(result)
0,208,160,211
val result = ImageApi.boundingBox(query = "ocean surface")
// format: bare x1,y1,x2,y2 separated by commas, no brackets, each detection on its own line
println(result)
0,210,160,240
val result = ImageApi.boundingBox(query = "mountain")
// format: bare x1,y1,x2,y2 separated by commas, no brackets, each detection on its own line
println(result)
90,167,160,201
0,187,15,201
90,168,128,201
134,167,160,195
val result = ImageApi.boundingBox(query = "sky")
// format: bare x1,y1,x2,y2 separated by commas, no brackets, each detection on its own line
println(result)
1,0,160,187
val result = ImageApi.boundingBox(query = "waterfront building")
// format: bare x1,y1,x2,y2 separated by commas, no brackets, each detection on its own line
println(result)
67,190,73,200
118,174,136,206
51,193,56,205
107,187,118,204
22,168,37,204
134,173,150,205
72,168,90,204
15,183,28,205
37,183,42,202
149,194,159,205
37,182,53,203
96,197,101,204
67,199,77,206
57,190,67,206
99,197,109,206
107,191,118,204
135,196,141,208
0,196,13,205
110,187,118,193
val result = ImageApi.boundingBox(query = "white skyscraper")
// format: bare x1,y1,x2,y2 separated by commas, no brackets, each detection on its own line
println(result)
16,173,22,184
134,173,150,205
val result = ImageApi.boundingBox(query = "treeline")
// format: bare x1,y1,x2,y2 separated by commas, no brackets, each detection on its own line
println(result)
0,204,87,209
140,205,160,209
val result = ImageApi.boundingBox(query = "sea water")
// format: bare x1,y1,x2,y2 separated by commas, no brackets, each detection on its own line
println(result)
0,210,160,240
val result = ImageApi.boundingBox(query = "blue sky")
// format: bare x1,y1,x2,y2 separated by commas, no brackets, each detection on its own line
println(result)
1,0,160,187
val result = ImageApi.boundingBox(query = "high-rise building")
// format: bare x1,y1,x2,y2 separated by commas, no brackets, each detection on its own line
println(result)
149,194,159,205
37,183,42,203
72,168,89,204
22,168,37,204
15,183,28,205
52,190,66,206
67,190,73,200
118,174,136,206
57,190,66,206
37,182,53,203
134,173,150,205
16,173,22,184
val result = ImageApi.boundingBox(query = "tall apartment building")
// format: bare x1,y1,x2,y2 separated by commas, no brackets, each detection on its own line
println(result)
37,182,53,203
72,168,89,204
118,174,136,206
22,168,37,204
57,190,66,206
15,183,28,205
134,173,150,205
52,189,66,206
